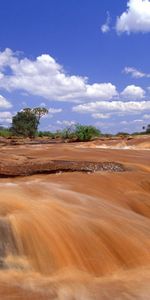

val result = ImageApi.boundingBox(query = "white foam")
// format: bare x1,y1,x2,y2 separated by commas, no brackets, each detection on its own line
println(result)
0,182,18,187
95,145,150,150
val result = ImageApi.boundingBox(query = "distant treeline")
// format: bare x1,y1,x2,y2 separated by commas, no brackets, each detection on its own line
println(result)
0,125,150,141
0,124,101,142
0,107,149,141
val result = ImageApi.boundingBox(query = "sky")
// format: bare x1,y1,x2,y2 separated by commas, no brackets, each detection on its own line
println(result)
0,0,150,133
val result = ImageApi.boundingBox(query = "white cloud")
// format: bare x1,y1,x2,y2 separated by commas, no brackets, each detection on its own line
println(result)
0,48,18,70
56,120,75,126
48,108,62,114
40,102,47,107
116,0,150,34
94,121,115,129
143,114,150,119
123,67,150,78
92,113,111,119
0,48,118,102
101,24,110,33
121,85,145,99
0,95,12,108
132,119,143,123
86,83,117,99
120,120,128,125
120,119,144,125
43,107,63,119
73,100,150,114
101,12,111,33
0,111,13,124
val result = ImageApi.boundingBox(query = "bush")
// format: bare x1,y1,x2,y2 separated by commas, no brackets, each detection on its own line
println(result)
53,130,63,139
74,124,101,141
55,124,101,142
0,127,12,138
61,127,76,140
116,132,129,137
101,133,113,138
38,131,54,138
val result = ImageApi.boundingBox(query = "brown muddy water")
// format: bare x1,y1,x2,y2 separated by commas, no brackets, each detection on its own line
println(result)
0,146,150,299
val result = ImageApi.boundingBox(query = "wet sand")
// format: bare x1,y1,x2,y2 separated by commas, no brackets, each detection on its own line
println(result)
0,141,150,299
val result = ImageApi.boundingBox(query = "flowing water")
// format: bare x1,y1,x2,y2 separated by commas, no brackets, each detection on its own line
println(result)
0,166,150,300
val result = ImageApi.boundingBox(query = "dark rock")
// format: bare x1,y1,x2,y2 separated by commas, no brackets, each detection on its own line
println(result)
0,160,125,177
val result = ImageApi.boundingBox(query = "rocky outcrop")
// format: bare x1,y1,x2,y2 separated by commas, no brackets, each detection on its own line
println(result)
0,160,125,177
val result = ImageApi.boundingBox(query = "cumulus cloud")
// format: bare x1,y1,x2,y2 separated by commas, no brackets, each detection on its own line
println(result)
0,95,12,108
0,111,13,124
0,48,118,102
73,100,150,115
86,83,117,99
43,107,63,119
121,85,145,99
116,0,150,34
101,12,111,33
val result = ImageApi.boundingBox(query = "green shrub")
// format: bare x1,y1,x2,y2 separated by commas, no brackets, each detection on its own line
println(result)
0,127,12,138
61,127,76,140
116,132,129,137
38,131,54,138
53,130,63,139
74,124,101,141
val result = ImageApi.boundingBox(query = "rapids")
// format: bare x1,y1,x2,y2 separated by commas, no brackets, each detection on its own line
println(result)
0,142,150,299
0,166,150,299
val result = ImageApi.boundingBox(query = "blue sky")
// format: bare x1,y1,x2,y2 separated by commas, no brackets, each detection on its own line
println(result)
0,0,150,133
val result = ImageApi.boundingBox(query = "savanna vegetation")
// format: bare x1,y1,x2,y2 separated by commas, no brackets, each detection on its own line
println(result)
0,127,11,138
11,107,48,138
0,107,149,141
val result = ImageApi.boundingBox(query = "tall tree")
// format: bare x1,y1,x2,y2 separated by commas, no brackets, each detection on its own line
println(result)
11,107,48,137
32,107,49,124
